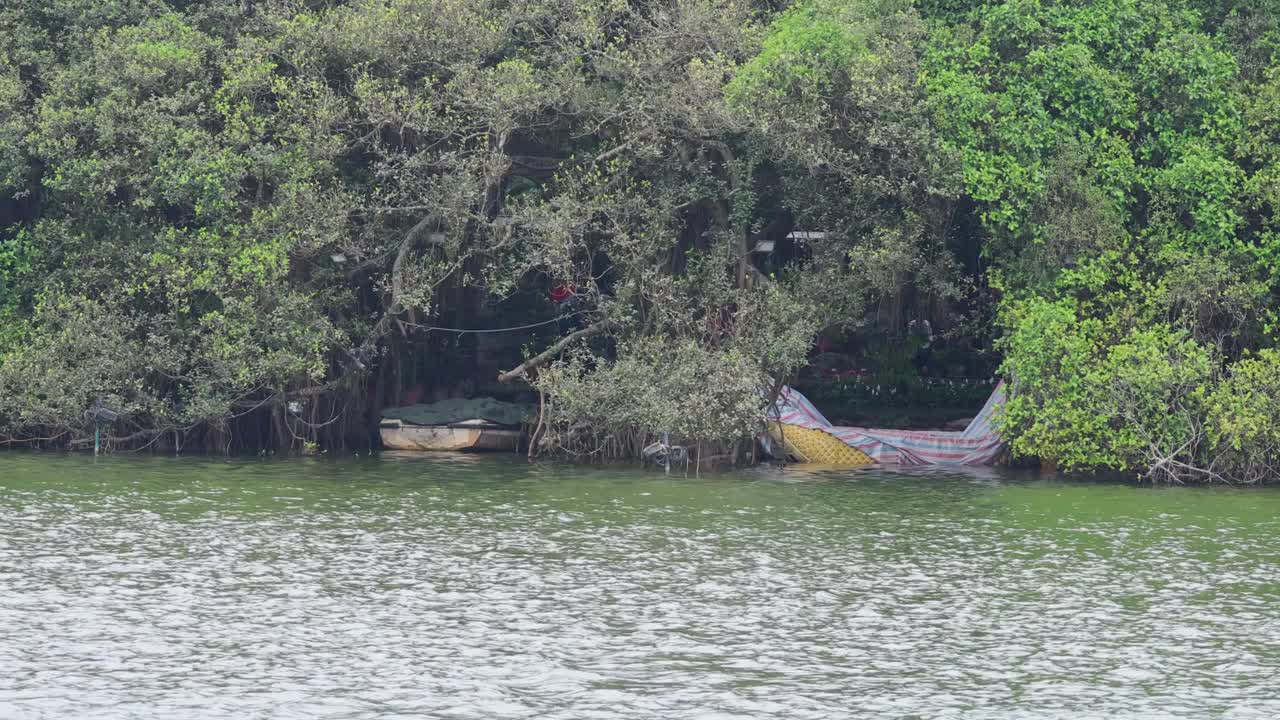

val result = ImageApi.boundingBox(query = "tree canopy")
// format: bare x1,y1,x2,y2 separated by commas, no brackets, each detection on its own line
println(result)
2,0,1279,481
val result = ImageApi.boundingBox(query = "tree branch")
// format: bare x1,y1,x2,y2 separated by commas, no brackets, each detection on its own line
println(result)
497,321,614,383
389,214,441,317
594,140,634,164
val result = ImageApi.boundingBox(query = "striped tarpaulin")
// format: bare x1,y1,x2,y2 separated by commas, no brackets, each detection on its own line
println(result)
770,381,1007,466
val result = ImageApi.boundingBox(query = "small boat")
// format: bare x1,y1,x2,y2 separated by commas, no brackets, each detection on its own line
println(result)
378,397,531,452
379,418,522,452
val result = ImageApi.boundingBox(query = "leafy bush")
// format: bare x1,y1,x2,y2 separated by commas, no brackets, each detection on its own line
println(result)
535,337,767,459
0,293,159,437
532,282,821,461
993,292,1280,481
1206,350,1280,484
998,295,1241,482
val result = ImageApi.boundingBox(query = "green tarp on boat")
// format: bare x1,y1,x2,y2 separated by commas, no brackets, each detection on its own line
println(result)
381,398,532,427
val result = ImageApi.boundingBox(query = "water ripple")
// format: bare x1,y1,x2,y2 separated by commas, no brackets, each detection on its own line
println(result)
1,454,1278,718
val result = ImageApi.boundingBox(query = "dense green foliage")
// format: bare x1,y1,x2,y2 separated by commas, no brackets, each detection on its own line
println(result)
1,0,1278,481
953,0,1280,482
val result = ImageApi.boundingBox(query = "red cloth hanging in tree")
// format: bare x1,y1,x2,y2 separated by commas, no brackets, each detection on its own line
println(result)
550,283,577,303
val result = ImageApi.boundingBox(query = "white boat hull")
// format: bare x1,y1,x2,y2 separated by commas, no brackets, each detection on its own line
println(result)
379,419,522,452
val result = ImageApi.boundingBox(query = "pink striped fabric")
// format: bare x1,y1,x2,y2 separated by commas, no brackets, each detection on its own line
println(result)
770,381,1008,466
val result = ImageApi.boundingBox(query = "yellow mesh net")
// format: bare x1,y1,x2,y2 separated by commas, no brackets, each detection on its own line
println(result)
767,422,875,466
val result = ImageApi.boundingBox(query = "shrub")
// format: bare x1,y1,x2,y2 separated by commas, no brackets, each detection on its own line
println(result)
534,337,767,460
999,296,1217,481
530,281,820,463
1206,350,1280,484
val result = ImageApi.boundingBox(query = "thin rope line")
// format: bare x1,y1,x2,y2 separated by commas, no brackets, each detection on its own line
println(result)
405,310,589,334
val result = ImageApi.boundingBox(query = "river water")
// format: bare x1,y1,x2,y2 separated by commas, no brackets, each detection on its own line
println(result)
1,453,1278,719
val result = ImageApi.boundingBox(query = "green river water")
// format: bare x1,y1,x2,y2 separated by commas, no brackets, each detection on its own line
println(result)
1,453,1278,719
